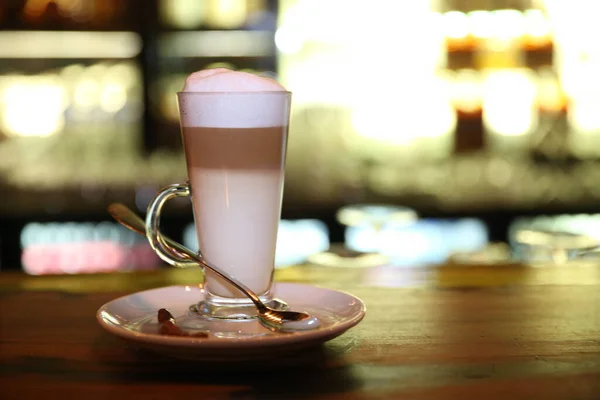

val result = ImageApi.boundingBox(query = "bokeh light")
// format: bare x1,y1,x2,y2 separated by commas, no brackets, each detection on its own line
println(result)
20,221,160,275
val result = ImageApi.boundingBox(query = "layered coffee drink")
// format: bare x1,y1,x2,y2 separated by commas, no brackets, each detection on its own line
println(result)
178,69,290,299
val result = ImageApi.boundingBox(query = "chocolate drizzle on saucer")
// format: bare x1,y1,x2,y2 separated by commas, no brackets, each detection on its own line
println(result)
157,308,208,338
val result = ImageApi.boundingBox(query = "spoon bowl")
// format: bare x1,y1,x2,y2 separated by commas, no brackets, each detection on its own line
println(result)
108,203,320,333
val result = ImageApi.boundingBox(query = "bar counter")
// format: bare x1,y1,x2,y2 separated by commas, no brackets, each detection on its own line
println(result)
1,262,599,399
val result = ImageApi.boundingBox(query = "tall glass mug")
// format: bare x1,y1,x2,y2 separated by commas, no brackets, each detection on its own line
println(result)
146,91,291,319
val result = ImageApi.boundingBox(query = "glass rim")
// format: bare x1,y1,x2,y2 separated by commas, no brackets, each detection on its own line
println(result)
177,91,292,96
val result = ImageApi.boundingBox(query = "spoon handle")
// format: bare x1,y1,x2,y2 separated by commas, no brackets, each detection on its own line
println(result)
109,202,266,312
108,203,198,268
163,235,265,312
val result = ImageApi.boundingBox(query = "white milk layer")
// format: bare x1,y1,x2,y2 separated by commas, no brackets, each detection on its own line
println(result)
189,168,282,297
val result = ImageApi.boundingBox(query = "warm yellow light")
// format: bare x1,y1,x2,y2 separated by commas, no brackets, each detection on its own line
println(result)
159,0,205,28
104,63,139,89
278,0,448,152
100,84,127,113
275,25,303,54
524,9,551,38
450,70,482,113
569,99,600,134
552,3,600,100
351,76,455,145
85,63,109,79
206,0,247,28
1,77,66,137
491,10,525,40
468,10,493,39
275,3,305,54
443,11,469,39
483,70,537,136
0,31,141,58
60,64,86,82
73,79,100,111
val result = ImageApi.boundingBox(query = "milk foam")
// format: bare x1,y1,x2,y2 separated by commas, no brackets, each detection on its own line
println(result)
179,69,290,128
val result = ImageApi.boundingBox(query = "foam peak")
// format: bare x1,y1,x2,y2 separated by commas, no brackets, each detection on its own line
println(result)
178,69,290,128
183,68,286,92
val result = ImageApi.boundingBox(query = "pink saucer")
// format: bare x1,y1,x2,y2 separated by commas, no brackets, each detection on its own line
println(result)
97,282,365,361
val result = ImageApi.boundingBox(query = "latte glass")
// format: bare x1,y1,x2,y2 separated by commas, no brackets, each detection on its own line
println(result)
146,91,291,319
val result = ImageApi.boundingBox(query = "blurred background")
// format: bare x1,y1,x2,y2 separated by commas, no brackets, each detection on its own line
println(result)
2,0,600,274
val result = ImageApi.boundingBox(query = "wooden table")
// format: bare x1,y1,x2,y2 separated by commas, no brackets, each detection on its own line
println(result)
1,262,599,399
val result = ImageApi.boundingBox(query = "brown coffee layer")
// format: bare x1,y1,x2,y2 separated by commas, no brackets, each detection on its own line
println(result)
182,126,288,170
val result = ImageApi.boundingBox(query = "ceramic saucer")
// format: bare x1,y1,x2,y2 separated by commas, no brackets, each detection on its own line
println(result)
96,282,366,362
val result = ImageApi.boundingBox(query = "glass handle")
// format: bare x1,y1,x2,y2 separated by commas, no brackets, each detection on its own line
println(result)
146,182,198,268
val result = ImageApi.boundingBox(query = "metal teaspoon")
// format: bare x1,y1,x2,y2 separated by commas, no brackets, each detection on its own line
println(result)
107,203,320,333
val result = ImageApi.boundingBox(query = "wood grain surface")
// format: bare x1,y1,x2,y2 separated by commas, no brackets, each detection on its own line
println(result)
1,263,599,399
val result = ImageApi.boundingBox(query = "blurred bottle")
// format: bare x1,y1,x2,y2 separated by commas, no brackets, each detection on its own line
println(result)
521,9,554,69
450,69,485,153
443,10,476,70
